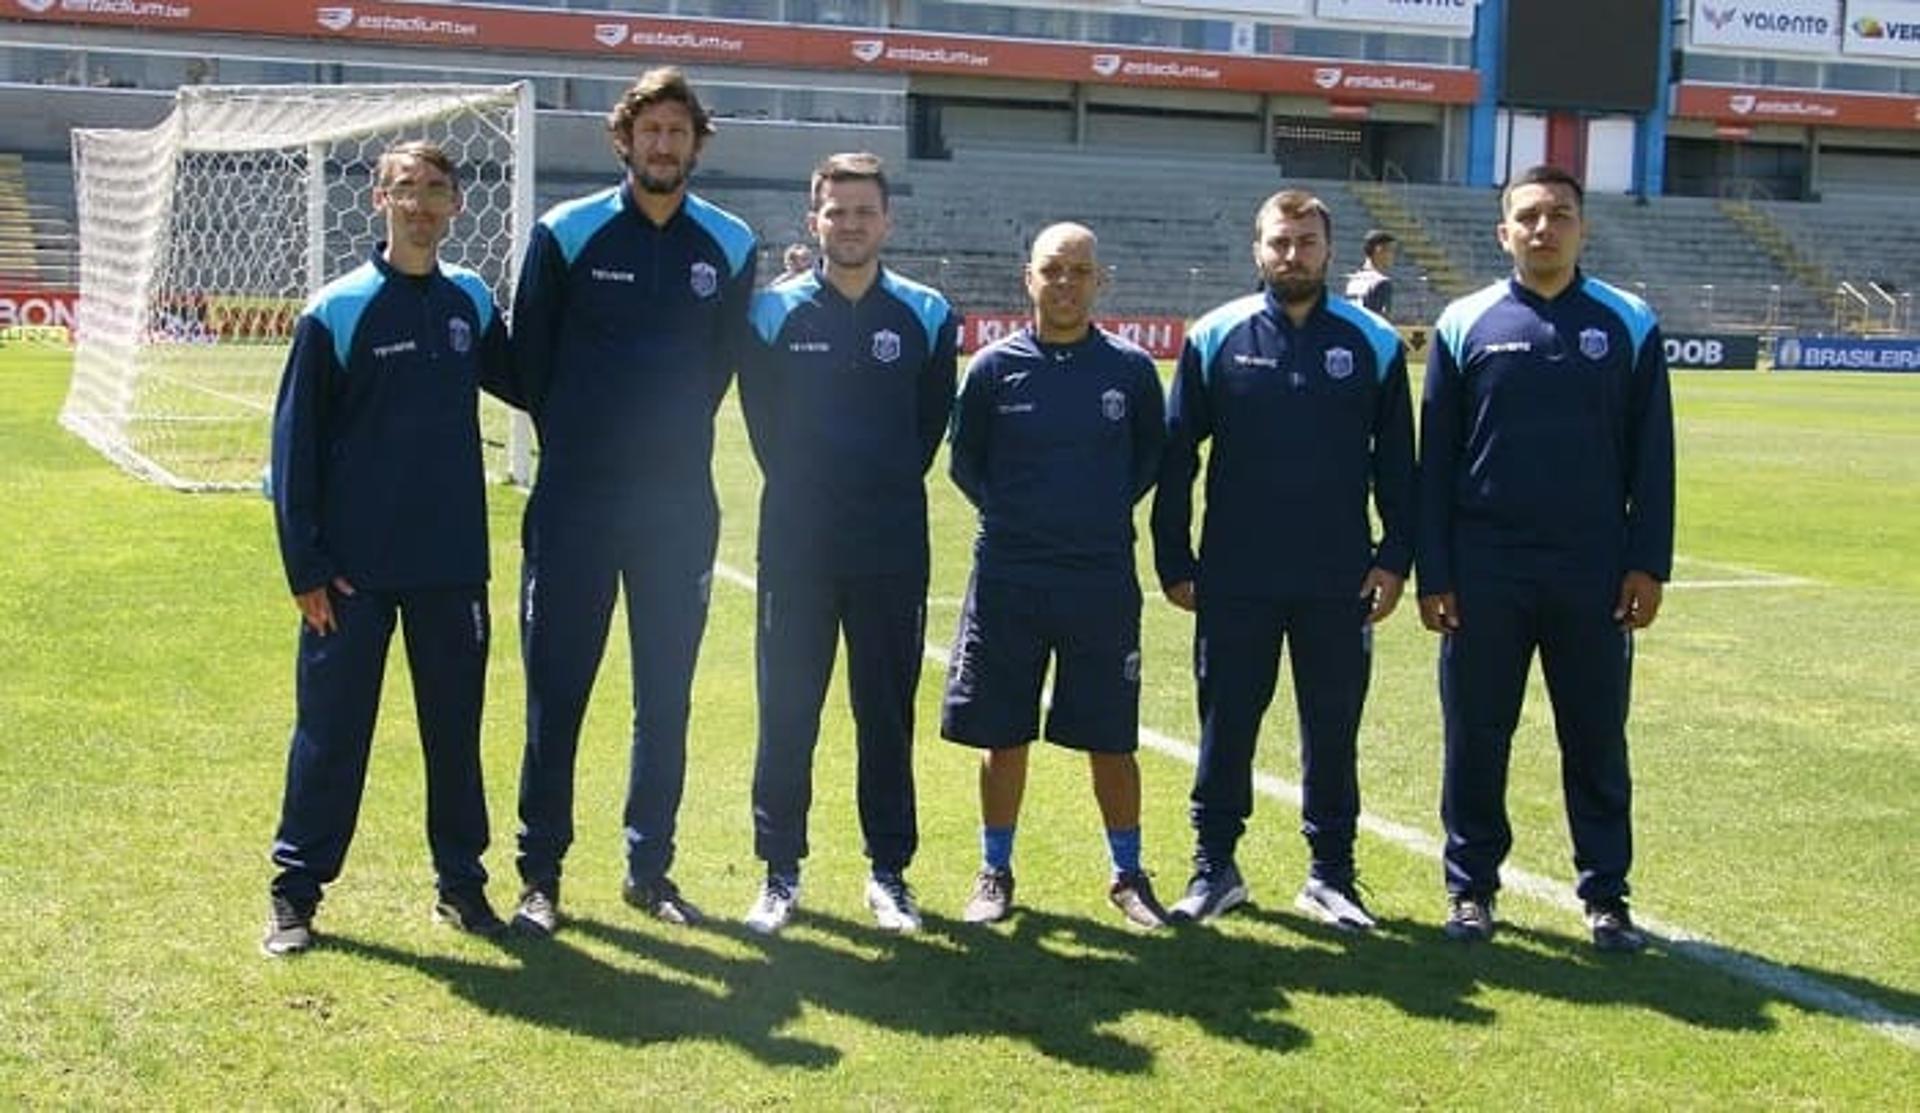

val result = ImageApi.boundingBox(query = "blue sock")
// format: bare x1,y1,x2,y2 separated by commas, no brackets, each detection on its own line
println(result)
982,825,1016,872
1106,826,1142,878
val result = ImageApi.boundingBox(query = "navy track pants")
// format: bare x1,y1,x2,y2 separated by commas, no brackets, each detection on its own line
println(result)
269,584,491,909
1439,569,1635,904
1190,594,1373,883
750,569,923,876
515,520,711,889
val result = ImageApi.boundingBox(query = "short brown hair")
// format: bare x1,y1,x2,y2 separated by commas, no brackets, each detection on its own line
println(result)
1254,189,1333,242
607,67,714,151
809,151,889,211
376,140,457,188
1501,164,1585,217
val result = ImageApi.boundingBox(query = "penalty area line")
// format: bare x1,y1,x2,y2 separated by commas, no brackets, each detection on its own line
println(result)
712,558,1918,1051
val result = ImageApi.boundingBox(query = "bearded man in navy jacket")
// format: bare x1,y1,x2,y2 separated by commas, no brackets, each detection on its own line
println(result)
508,68,757,934
1151,189,1415,932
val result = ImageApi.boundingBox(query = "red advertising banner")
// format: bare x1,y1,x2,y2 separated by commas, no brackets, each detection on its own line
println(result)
962,313,1186,359
1673,82,1920,132
0,286,77,330
0,1,1478,104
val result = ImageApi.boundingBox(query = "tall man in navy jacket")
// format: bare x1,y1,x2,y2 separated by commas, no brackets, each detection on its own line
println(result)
1151,189,1415,930
737,152,957,935
1419,165,1673,953
509,68,757,934
263,141,518,957
942,223,1169,930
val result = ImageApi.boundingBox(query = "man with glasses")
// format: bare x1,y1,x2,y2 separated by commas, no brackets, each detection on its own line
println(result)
262,140,518,956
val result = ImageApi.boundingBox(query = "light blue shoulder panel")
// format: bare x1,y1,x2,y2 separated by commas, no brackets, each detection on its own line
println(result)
539,186,624,266
750,272,819,345
304,261,385,369
683,192,757,278
1185,293,1267,387
441,263,496,332
1435,281,1513,370
1580,275,1658,357
1323,296,1402,383
879,268,954,350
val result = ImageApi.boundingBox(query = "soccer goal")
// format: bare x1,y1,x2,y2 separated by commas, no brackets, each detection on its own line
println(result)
61,82,536,491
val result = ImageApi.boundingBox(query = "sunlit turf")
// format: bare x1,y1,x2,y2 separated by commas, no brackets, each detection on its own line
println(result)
2,344,1915,1106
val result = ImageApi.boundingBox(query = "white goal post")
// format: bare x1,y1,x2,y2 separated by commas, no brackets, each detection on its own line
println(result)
61,82,536,491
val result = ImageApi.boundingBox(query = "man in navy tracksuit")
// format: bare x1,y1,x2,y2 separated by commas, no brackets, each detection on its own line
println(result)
1419,165,1673,952
942,223,1170,930
736,152,957,936
508,68,756,934
263,142,518,957
1151,189,1414,930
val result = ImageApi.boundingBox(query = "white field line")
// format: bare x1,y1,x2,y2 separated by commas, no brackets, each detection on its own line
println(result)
714,557,1918,1051
1670,553,1817,590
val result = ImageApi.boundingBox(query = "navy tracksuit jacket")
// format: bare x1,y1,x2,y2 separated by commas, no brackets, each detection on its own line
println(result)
738,265,958,876
1151,287,1414,879
509,182,757,888
1420,272,1674,904
267,246,515,909
948,326,1165,590
940,325,1165,750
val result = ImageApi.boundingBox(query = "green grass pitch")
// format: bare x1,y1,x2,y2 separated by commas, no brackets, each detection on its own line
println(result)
2,342,1916,1106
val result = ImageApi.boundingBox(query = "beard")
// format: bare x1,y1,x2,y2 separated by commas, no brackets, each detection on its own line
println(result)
632,152,695,195
1265,264,1326,305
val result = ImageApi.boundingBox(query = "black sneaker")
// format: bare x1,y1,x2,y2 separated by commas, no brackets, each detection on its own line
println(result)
512,883,561,938
1295,877,1378,932
963,867,1015,924
1586,899,1649,953
624,875,705,926
1443,894,1496,942
434,888,507,937
261,895,314,958
1108,871,1169,930
1168,862,1248,924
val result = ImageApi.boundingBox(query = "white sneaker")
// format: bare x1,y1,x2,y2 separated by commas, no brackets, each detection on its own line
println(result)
865,872,922,933
1295,877,1377,932
744,875,799,936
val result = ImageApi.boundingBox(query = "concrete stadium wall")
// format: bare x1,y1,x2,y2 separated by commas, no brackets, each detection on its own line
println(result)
0,84,903,184
0,85,169,155
536,108,906,181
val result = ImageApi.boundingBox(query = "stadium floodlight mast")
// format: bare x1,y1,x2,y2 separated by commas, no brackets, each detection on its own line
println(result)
61,82,536,491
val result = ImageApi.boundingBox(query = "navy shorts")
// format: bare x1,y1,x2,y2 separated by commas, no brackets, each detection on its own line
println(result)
940,574,1142,753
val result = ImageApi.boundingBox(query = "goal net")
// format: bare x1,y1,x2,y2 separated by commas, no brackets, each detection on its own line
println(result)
61,82,535,491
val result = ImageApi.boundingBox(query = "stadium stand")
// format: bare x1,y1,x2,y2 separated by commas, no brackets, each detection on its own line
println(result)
3,154,77,287
1754,196,1919,334
0,154,41,282
10,133,1904,335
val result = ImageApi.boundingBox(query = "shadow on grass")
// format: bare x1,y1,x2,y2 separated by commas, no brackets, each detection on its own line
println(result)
328,930,839,1068
328,891,1859,1072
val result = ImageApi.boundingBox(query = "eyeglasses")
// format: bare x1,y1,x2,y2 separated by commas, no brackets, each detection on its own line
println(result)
382,182,457,206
